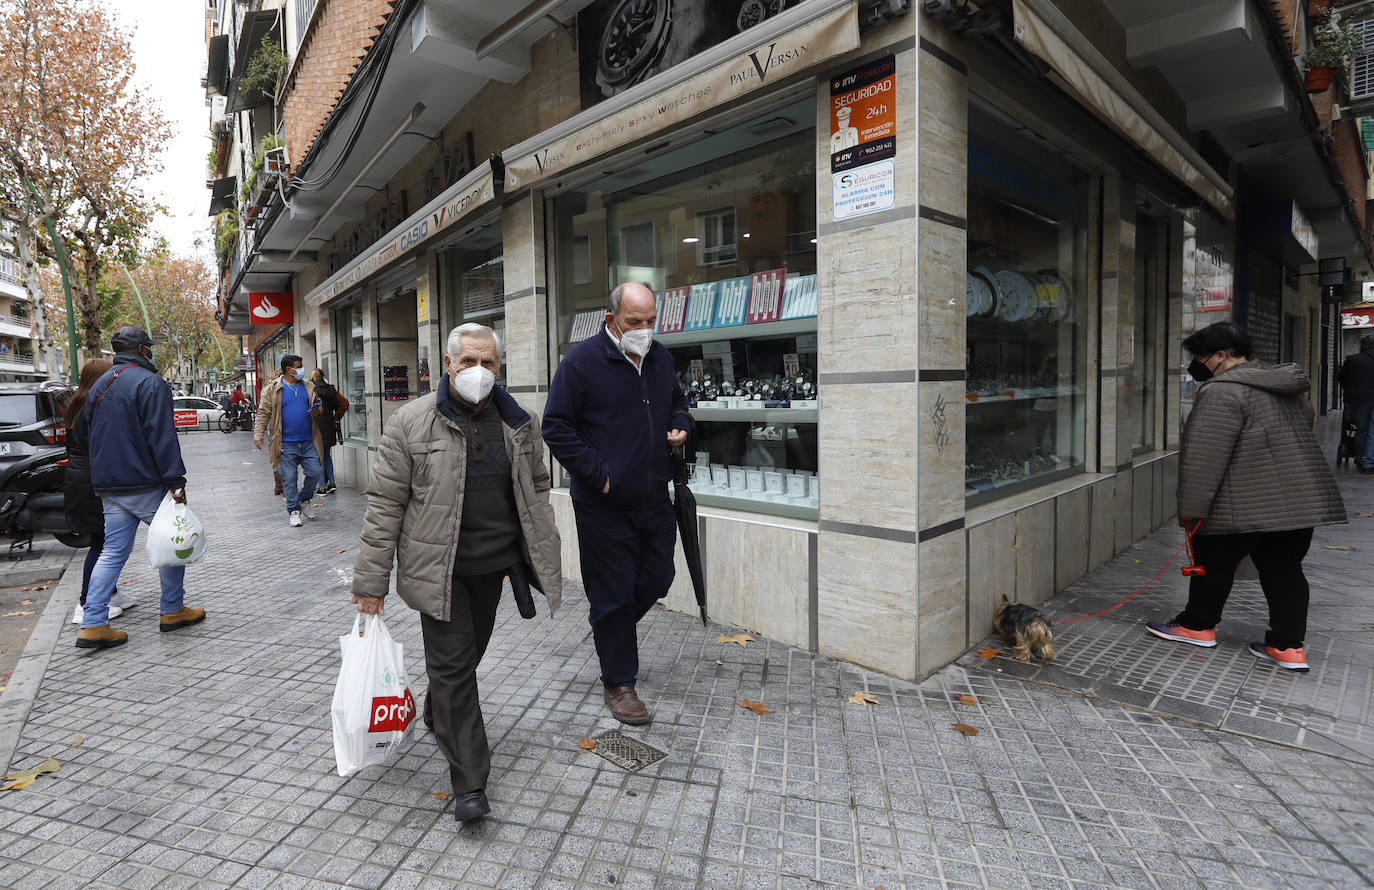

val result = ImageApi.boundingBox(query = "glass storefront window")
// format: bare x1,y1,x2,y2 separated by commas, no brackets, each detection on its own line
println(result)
437,223,506,384
1134,213,1163,452
965,105,1090,504
333,301,366,443
549,98,819,518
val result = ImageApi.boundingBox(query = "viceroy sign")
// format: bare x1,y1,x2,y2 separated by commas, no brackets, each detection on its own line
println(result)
249,292,293,325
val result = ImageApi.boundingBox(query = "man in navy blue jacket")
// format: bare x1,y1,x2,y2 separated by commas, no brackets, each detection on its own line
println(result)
77,327,206,650
543,282,691,724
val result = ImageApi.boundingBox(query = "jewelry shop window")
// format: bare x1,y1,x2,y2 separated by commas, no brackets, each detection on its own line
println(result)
549,98,819,519
965,105,1090,504
437,222,506,386
332,299,367,443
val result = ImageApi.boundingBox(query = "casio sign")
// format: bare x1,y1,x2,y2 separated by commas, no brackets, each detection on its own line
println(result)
399,220,429,251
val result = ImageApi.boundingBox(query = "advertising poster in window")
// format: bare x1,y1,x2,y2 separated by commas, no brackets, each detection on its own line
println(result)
830,55,896,220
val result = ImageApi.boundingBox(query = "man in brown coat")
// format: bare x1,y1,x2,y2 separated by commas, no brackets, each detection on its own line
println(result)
1147,322,1345,672
253,355,326,525
351,323,561,823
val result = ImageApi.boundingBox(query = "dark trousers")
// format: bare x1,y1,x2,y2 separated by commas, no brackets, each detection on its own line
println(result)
573,499,677,688
419,570,504,794
1175,528,1314,649
80,527,107,607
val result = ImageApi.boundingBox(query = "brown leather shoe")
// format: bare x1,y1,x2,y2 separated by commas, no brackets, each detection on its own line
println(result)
75,625,128,649
160,606,207,632
604,686,650,725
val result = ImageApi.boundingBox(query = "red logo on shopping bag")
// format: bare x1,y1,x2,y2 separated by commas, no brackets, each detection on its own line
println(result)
368,688,415,733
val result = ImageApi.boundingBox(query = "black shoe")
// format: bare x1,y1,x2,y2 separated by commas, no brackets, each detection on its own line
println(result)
453,790,489,823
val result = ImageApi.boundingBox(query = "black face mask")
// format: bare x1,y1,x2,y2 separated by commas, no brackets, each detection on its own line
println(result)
1188,358,1213,383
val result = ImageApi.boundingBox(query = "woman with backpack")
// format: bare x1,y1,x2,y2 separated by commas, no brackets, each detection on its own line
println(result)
309,368,349,493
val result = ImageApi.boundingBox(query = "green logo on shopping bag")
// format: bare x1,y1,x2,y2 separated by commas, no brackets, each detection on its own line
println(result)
174,532,200,560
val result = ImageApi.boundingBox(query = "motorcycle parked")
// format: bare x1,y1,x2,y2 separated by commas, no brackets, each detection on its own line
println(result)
0,451,89,553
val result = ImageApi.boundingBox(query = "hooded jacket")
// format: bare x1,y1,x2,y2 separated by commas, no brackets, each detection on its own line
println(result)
1178,362,1345,534
1338,343,1374,404
351,383,562,621
85,353,187,493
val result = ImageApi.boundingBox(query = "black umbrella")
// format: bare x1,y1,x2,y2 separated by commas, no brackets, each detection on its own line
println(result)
672,447,708,625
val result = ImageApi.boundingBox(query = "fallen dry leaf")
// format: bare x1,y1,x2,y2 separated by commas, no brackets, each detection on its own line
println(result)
955,694,978,706
434,791,449,800
738,699,774,715
1,758,59,791
333,549,348,554
17,600,32,606
2,611,34,618
70,735,83,747
717,633,756,647
1354,512,1373,518
715,659,723,665
951,723,979,737
847,691,879,706
576,738,597,751
117,576,136,585
975,647,999,660
17,582,51,592
1324,545,1355,551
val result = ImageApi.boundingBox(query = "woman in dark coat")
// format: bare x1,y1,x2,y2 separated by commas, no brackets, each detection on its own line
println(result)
308,368,349,494
64,358,127,623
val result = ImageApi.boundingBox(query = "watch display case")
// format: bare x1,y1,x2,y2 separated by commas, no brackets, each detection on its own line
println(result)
549,98,819,518
965,106,1090,504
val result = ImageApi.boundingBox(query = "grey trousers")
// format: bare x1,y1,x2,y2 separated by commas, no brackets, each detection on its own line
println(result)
420,570,504,794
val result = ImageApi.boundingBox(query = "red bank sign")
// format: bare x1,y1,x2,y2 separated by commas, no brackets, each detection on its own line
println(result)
249,292,293,325
369,689,415,733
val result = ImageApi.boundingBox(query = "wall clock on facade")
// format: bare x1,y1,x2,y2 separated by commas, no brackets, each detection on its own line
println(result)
736,0,786,32
596,0,673,96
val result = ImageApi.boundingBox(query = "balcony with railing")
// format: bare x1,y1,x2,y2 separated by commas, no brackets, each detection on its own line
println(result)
0,314,33,339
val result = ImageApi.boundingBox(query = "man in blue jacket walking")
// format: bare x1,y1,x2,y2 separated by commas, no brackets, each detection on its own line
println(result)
543,282,691,724
77,326,206,649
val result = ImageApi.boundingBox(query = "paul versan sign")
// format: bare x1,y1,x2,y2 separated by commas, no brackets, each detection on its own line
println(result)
504,2,858,191
305,161,497,308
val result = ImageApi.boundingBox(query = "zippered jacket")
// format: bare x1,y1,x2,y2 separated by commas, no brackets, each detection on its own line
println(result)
85,354,187,493
1338,345,1374,404
351,384,562,620
1177,362,1345,534
542,326,692,510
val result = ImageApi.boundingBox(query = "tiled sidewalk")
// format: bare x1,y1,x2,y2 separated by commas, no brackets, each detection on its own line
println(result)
0,434,1370,889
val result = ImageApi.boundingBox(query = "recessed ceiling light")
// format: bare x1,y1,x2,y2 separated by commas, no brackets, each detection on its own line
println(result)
742,232,750,238
810,238,818,243
682,237,699,243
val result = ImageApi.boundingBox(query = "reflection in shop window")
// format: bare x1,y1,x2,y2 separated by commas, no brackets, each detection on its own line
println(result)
696,206,737,267
965,104,1090,504
333,302,366,443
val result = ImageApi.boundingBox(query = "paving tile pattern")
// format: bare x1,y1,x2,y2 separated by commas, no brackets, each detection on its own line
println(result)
0,435,1370,889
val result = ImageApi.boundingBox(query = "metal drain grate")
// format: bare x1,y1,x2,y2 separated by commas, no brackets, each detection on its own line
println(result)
588,730,667,772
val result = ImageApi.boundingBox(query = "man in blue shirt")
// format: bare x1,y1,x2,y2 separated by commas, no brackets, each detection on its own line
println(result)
254,354,325,526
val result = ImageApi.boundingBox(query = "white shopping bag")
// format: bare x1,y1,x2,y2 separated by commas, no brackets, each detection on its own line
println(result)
331,614,416,777
146,492,206,568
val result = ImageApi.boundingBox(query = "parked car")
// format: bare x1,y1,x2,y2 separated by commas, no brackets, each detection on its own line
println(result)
172,395,227,428
0,381,73,463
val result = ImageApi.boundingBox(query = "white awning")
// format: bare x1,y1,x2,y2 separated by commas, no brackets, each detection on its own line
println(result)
304,160,497,309
1012,0,1234,219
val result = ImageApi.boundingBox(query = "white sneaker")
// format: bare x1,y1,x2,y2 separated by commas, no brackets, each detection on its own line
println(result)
301,501,316,520
111,591,135,609
289,511,303,527
72,604,123,624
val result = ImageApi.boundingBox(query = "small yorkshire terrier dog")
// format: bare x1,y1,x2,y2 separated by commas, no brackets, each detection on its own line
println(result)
993,595,1056,662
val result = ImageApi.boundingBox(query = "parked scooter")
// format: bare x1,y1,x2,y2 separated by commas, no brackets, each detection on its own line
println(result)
0,451,89,554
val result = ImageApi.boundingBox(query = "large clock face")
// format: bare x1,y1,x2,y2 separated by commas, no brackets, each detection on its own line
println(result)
596,0,673,96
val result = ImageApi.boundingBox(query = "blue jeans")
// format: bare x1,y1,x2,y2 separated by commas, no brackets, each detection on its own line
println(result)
321,445,335,486
1353,401,1374,469
280,439,322,513
82,489,185,628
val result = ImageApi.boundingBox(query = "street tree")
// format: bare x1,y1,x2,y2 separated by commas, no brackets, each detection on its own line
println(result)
0,0,169,376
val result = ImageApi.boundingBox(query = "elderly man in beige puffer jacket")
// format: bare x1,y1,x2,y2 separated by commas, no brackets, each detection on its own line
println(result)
351,323,561,824
1146,322,1344,673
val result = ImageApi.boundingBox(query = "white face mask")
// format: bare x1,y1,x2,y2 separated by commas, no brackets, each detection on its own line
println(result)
619,327,653,357
453,365,495,404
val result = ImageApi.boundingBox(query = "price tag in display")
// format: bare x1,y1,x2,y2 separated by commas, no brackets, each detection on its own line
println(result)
713,276,750,327
685,282,718,331
657,287,689,334
746,269,786,324
783,353,800,379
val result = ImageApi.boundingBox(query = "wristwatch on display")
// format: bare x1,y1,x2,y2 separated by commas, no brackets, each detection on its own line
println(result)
596,0,674,97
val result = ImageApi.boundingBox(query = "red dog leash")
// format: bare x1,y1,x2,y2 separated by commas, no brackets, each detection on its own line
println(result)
1056,520,1205,624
